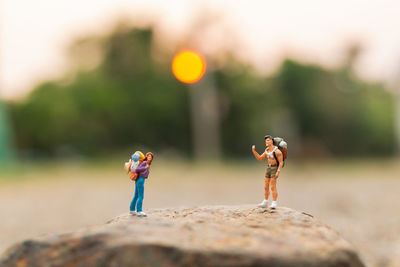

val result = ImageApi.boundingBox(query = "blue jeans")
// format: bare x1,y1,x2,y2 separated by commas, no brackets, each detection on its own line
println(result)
130,177,145,212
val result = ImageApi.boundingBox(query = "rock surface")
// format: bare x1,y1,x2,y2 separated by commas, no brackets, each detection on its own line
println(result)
0,206,364,267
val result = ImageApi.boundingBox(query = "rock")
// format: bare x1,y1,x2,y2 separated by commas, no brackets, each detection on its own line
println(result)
0,206,364,267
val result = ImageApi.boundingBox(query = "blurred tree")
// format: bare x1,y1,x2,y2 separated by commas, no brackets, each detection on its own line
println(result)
214,58,282,156
9,25,191,157
6,23,396,159
0,102,15,163
276,60,395,156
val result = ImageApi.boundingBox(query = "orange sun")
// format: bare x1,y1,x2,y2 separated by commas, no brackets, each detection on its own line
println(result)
172,50,206,84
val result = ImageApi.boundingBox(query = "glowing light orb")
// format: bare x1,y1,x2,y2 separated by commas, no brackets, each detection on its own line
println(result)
172,50,206,84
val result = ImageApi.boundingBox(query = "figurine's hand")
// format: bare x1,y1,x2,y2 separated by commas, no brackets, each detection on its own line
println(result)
145,165,150,169
274,172,280,179
252,145,255,150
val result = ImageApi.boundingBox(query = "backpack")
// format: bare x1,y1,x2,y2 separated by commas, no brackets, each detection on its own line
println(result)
272,137,288,167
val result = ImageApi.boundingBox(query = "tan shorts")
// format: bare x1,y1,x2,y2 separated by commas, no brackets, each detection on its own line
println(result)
265,165,278,178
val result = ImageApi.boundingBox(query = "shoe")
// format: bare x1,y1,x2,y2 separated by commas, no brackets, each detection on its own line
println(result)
129,211,136,216
270,201,277,209
137,211,147,217
258,199,268,208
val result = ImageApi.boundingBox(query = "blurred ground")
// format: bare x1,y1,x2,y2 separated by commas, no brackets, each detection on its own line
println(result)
0,159,399,267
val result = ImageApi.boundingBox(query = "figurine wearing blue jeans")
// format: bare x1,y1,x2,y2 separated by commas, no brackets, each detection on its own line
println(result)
129,152,154,217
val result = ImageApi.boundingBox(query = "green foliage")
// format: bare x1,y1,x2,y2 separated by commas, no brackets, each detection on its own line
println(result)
10,27,191,157
7,25,396,158
276,60,395,155
0,102,15,163
214,59,282,155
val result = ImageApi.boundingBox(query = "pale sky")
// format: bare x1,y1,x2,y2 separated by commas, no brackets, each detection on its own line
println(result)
1,0,400,99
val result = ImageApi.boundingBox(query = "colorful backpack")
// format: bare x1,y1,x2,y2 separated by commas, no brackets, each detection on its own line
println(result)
124,151,145,181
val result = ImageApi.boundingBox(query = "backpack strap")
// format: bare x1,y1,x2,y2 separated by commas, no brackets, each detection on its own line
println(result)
273,152,280,167
273,151,286,168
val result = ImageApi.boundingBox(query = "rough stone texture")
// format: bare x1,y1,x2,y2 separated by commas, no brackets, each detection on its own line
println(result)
0,206,364,267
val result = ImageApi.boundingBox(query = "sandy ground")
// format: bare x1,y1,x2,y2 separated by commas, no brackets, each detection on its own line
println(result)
0,159,399,267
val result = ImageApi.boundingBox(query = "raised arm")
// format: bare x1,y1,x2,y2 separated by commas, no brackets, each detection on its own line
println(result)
252,145,266,161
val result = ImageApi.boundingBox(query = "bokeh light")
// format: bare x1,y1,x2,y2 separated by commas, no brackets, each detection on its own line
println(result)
172,50,206,84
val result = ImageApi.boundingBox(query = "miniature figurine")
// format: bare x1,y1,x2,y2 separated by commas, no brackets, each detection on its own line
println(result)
252,135,287,209
128,152,154,217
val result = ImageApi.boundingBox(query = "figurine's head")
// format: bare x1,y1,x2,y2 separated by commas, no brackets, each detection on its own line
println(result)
145,152,154,165
264,135,274,147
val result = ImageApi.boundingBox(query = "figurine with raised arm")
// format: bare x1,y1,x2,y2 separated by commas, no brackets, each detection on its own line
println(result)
128,152,154,217
252,135,287,209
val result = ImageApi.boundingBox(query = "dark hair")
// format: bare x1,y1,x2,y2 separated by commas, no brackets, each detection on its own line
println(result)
264,135,273,140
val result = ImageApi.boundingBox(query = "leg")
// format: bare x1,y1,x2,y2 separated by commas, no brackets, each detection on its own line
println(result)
258,176,270,207
136,178,145,212
264,177,271,200
270,178,278,201
129,181,139,211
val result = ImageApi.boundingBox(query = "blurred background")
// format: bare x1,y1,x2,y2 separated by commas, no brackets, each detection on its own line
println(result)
1,1,400,266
